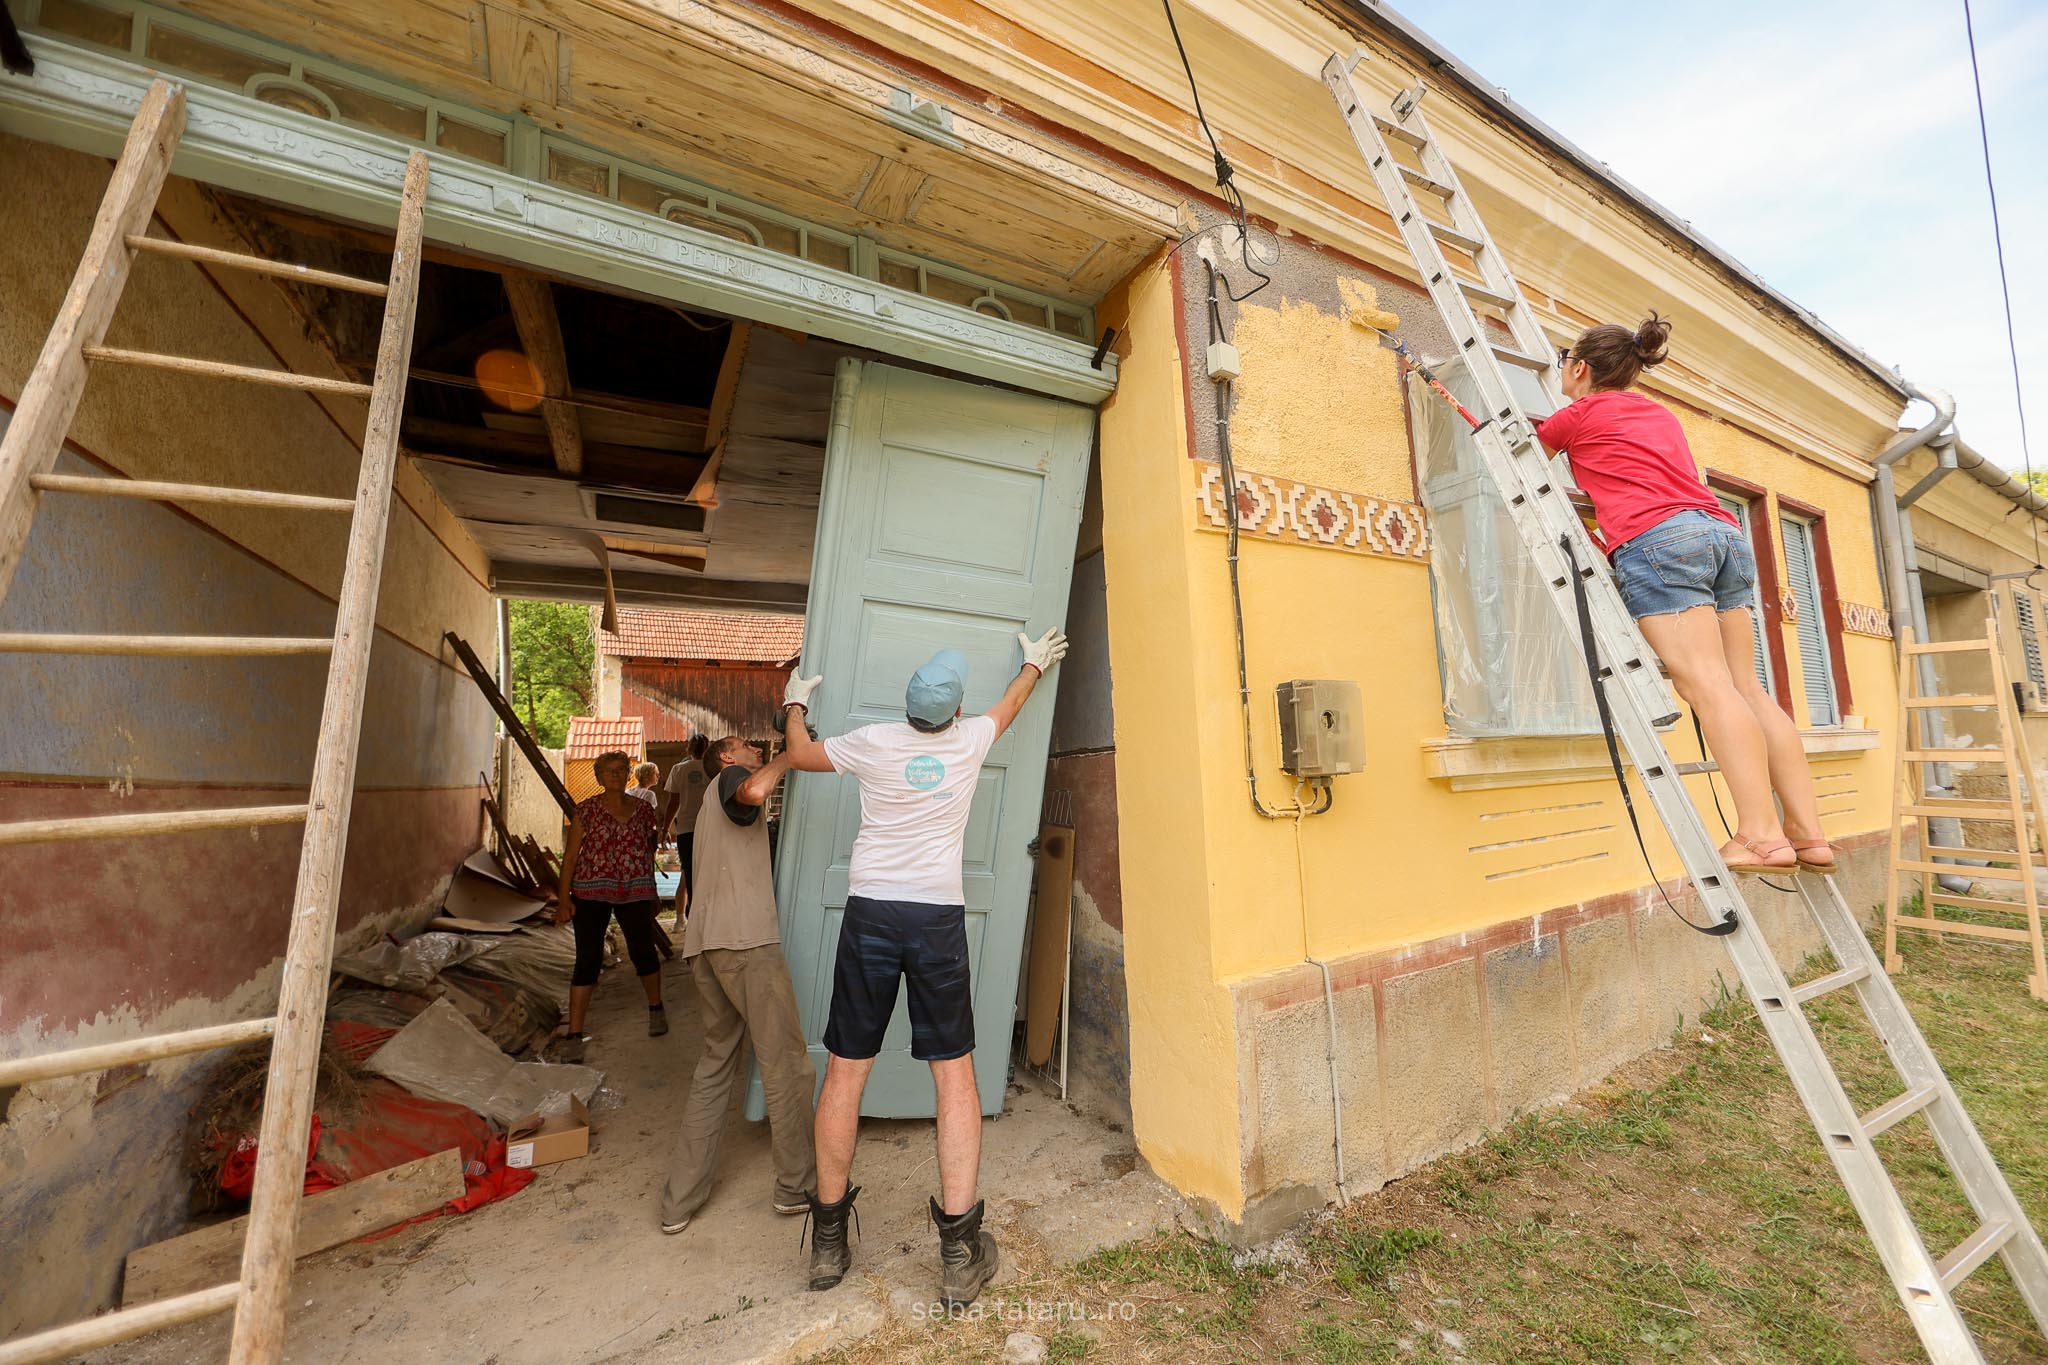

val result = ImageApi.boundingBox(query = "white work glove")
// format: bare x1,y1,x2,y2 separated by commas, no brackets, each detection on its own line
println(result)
783,671,823,712
1018,627,1068,676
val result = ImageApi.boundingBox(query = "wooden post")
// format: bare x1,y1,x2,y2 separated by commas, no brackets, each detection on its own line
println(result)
1986,617,2048,1001
1884,628,1913,972
500,272,583,475
225,152,431,1365
0,79,184,604
446,630,575,814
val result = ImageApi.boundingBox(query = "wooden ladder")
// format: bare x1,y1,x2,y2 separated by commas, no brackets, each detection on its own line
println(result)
1883,619,2048,1000
0,80,429,1365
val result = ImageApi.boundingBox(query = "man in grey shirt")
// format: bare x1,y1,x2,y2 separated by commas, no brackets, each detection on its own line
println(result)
658,735,816,1234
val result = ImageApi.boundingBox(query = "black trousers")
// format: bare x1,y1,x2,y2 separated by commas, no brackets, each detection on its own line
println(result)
570,897,661,987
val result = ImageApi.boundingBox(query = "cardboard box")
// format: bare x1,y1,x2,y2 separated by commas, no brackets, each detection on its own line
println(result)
506,1095,590,1169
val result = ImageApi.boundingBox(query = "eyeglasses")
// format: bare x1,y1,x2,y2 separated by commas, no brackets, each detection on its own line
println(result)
1556,347,1573,367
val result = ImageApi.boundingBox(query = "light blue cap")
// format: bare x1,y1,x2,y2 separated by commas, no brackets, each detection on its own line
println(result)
906,648,968,725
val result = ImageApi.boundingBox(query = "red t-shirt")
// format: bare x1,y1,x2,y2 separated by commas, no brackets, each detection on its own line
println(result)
1535,390,1734,553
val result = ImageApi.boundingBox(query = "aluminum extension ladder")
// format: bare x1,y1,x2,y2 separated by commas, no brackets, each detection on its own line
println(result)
0,80,427,1365
1322,53,2048,1363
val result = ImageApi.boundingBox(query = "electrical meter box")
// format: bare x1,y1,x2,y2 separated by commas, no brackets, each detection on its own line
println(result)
1275,679,1365,777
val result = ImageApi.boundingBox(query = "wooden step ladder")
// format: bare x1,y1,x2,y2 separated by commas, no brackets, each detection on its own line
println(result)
1883,620,2048,1000
0,80,428,1365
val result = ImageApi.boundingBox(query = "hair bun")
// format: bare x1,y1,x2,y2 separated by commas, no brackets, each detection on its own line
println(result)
1634,312,1672,366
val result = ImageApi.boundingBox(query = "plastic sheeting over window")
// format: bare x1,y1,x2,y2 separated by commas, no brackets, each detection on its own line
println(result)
1408,357,1600,737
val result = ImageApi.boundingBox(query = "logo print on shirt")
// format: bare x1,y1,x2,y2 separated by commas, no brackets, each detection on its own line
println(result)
904,755,946,791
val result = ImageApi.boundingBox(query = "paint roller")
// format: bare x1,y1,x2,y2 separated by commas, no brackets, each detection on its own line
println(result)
1351,303,1483,432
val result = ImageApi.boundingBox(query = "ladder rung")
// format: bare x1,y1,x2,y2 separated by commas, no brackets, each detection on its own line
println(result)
1900,749,2006,763
1676,759,1720,776
30,472,354,513
0,1017,276,1088
1400,166,1454,199
1925,890,2035,913
1460,281,1519,312
1900,800,2018,818
1371,114,1427,150
1893,912,2039,941
1368,114,1433,150
0,1282,239,1365
1859,1084,1938,1139
1893,860,2029,883
1919,845,2039,864
1936,1219,2016,1292
1491,343,1550,372
0,633,333,656
1790,962,1869,1005
0,804,309,847
1906,639,1992,655
126,233,389,295
82,346,373,397
1427,221,1484,255
1903,695,1999,708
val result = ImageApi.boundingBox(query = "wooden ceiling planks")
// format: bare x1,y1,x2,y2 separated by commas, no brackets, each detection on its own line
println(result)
702,328,838,586
166,0,1175,302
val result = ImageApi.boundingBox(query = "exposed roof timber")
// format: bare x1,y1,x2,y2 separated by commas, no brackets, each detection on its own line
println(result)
499,272,584,476
491,564,807,613
0,36,1116,403
1325,0,1910,402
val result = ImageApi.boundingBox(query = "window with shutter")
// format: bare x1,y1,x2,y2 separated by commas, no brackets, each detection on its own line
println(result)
1714,492,1774,698
2014,591,2046,694
1780,515,1839,726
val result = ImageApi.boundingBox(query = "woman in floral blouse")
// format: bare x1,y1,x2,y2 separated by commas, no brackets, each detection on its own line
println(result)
551,750,666,1061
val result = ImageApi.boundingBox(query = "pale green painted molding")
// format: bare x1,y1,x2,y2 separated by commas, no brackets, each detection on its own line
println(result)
0,35,1116,403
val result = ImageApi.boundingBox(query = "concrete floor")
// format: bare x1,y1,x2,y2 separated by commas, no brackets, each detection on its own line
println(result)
91,945,1178,1364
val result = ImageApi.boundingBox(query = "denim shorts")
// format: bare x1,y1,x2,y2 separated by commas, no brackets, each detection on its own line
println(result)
1610,509,1757,618
823,895,975,1062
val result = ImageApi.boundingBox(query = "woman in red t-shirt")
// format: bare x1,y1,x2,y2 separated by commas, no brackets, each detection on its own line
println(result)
1538,315,1829,875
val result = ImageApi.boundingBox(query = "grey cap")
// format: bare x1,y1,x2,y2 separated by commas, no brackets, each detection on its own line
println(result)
905,648,967,725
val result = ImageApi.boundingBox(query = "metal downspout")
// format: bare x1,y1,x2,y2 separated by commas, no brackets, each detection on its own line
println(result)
1873,387,1979,891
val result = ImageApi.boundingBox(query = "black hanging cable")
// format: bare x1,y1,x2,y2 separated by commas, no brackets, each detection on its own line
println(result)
1692,714,1798,895
1565,536,1738,936
1161,0,1270,302
1962,0,2041,571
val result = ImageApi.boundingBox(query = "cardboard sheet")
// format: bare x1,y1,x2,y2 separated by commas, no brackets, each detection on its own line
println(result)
441,866,549,925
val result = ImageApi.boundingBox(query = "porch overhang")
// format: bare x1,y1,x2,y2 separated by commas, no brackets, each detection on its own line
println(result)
0,36,1119,405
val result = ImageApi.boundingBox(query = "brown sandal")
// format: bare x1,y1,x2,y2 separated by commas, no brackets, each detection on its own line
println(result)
1790,838,1837,873
1723,836,1797,875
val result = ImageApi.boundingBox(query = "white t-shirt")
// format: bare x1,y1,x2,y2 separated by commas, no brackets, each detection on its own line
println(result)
663,760,710,834
823,715,999,905
626,786,658,807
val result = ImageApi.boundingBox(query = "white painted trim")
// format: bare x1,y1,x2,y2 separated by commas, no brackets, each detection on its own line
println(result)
0,36,1116,404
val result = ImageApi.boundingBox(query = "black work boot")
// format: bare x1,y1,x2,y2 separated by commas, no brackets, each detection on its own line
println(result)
804,1186,859,1291
931,1196,1000,1307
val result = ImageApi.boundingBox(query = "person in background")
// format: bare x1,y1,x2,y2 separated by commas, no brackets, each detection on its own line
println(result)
660,735,712,919
551,750,667,1063
1539,313,1830,875
659,735,817,1235
778,628,1066,1307
629,761,661,807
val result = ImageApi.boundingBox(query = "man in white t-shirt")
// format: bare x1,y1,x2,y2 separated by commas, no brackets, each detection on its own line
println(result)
777,628,1066,1307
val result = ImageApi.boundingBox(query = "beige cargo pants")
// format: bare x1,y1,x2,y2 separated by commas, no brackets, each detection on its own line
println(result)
661,944,818,1224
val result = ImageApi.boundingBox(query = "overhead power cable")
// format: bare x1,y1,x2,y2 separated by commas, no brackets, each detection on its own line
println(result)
1961,0,2040,565
1161,0,1270,302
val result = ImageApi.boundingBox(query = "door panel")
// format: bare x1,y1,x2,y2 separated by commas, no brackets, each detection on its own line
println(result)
761,359,1093,1118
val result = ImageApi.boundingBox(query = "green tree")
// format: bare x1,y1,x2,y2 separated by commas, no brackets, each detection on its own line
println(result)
2029,470,2048,500
508,601,594,747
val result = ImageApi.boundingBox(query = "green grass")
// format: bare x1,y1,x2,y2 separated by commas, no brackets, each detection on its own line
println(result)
826,922,2048,1364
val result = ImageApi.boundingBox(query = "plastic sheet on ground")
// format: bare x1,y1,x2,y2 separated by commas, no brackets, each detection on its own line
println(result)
366,998,601,1126
333,932,492,994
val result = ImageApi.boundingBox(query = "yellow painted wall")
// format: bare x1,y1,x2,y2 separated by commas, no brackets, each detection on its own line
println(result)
1096,253,1247,1218
1102,254,1907,1218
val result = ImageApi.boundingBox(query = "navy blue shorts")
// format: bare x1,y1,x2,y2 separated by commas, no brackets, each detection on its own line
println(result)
823,896,975,1062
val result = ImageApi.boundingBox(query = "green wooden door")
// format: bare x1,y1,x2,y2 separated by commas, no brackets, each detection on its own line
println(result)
766,359,1093,1118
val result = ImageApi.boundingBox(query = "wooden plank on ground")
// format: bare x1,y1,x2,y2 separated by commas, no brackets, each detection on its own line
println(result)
123,1148,463,1307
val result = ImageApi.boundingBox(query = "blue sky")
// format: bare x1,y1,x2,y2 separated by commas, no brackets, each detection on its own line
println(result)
1397,0,2045,469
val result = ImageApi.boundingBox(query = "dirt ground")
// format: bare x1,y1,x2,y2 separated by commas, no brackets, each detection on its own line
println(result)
89,945,1185,1364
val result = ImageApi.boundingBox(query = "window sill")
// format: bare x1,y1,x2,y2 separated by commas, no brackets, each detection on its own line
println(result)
1422,727,1880,792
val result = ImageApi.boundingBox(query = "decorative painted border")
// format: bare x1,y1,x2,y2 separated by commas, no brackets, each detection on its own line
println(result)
1194,464,1431,563
1840,603,1893,638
